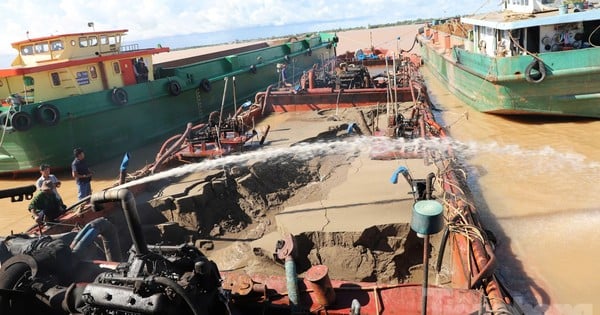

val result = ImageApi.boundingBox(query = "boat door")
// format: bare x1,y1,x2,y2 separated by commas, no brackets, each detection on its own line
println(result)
119,59,137,86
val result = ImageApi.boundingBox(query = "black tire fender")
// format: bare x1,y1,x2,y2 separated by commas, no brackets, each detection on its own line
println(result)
167,80,182,96
111,88,128,105
525,59,546,83
0,262,32,313
34,104,60,126
10,112,33,132
200,78,211,92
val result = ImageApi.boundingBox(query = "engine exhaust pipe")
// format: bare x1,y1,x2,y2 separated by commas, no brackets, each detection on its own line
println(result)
90,189,148,256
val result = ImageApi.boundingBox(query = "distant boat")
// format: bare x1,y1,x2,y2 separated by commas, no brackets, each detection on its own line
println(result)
0,28,337,175
337,47,394,66
417,0,600,118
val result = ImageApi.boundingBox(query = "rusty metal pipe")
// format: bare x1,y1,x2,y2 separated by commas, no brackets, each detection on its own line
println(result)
469,243,497,289
425,172,435,200
90,188,148,256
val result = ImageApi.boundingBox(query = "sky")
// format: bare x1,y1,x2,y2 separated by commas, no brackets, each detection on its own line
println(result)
0,0,501,67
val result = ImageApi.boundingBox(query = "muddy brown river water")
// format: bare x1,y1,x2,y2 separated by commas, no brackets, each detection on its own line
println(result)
422,68,600,314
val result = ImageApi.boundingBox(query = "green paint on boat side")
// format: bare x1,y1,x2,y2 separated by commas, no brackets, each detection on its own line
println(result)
0,34,337,174
418,31,600,118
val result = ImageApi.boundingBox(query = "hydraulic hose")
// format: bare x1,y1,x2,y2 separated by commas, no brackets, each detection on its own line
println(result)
154,276,203,315
70,218,122,262
152,122,193,174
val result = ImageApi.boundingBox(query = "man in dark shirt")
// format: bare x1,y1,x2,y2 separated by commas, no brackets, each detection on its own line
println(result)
28,180,65,223
71,148,93,200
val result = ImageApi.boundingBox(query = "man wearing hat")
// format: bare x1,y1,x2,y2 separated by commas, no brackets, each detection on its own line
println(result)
28,180,66,224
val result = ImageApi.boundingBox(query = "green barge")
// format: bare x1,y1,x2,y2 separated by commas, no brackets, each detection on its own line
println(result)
0,29,337,175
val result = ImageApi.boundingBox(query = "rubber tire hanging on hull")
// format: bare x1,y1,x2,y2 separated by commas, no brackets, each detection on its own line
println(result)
168,81,182,96
111,88,128,105
34,104,60,126
525,59,546,83
0,112,13,132
200,78,211,92
10,112,33,132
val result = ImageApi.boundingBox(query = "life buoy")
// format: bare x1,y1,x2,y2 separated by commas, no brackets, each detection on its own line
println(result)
525,59,546,83
111,88,128,105
11,112,33,132
167,81,182,96
35,103,60,126
200,78,211,92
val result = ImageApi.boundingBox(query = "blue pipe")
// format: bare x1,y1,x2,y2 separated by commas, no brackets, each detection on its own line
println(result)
347,122,356,134
71,228,98,256
285,258,299,310
390,166,409,184
70,223,93,246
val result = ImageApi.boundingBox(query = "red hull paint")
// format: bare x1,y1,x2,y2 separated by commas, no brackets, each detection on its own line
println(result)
224,272,484,314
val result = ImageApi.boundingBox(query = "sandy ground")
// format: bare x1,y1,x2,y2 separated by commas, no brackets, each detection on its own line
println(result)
154,24,424,65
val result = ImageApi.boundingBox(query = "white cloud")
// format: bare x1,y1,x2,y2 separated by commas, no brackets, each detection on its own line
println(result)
0,0,501,66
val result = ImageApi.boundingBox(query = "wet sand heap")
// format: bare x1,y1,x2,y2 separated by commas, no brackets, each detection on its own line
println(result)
107,106,444,286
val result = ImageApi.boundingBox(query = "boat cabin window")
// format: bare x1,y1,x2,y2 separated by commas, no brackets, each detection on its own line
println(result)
79,37,89,48
51,72,61,86
34,42,49,54
89,36,98,47
113,62,121,74
509,0,529,5
89,66,98,79
21,45,34,56
50,40,64,51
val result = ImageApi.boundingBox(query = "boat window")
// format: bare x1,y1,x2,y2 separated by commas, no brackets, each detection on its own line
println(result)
34,42,49,54
21,45,34,55
50,72,61,86
90,66,98,79
79,37,89,47
510,0,529,5
113,62,121,74
23,76,34,86
50,40,64,51
89,36,98,46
